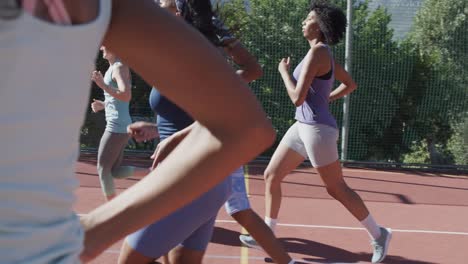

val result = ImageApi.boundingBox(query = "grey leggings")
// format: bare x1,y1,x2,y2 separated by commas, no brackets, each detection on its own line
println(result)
97,130,134,196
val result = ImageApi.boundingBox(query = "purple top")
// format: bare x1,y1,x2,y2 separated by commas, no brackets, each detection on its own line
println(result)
293,47,338,129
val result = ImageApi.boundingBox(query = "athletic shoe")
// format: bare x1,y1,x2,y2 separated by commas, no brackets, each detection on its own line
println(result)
371,227,392,263
239,234,263,251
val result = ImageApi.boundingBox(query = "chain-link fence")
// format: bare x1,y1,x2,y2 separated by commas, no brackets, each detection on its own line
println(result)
80,0,468,171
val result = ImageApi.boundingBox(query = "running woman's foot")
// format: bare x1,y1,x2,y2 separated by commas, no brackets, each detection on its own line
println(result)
239,234,262,251
371,227,392,263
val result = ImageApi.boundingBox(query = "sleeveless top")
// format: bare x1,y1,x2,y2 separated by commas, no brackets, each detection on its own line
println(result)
293,46,338,129
0,0,111,262
103,61,132,133
149,15,235,140
149,88,193,140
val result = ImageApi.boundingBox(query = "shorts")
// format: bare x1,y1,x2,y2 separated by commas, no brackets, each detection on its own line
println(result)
126,177,231,257
281,122,339,167
224,166,251,215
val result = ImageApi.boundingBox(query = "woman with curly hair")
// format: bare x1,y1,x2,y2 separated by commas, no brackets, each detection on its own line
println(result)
240,2,392,263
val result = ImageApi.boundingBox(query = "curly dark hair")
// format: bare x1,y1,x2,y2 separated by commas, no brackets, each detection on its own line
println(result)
178,0,222,46
309,0,347,45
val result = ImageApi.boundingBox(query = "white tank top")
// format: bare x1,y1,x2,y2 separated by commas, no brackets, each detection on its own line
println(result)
0,1,111,263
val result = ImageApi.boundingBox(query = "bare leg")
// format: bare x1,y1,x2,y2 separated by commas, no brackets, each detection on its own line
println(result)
264,142,304,219
155,254,170,264
169,246,204,264
232,209,292,264
316,160,369,221
118,240,154,264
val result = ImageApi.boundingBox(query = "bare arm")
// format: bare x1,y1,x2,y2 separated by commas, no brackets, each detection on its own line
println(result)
279,46,330,106
150,122,196,169
224,40,263,83
80,1,275,261
103,64,132,102
329,62,357,102
90,99,105,113
91,64,131,102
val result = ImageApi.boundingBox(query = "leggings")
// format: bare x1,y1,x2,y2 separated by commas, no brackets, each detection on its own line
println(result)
97,130,134,196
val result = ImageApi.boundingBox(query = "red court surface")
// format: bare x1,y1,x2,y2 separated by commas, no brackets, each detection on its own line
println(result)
75,156,468,264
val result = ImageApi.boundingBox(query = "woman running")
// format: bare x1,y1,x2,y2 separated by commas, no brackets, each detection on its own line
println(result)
91,46,136,201
0,1,275,263
119,1,292,263
239,2,392,263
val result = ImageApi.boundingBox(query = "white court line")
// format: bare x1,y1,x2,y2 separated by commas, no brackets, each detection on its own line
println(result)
103,249,265,260
103,249,332,263
216,219,468,236
77,214,468,236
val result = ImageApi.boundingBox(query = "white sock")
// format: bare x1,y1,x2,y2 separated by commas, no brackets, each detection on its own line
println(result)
360,214,381,240
287,260,295,264
264,216,277,233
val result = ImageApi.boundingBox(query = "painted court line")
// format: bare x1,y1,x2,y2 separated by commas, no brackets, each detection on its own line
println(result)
103,249,265,260
103,249,333,264
77,214,468,236
102,249,350,264
216,219,468,236
241,164,250,264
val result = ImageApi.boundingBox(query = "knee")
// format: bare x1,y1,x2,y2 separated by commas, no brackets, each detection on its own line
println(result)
170,246,203,264
263,169,280,188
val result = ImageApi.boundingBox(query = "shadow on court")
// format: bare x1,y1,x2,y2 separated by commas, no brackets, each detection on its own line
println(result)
280,237,436,264
210,228,435,264
210,226,242,246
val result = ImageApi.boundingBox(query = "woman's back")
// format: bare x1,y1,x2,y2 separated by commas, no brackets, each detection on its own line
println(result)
0,0,110,262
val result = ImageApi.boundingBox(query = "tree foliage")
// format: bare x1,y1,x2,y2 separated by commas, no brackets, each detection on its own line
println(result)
79,0,467,166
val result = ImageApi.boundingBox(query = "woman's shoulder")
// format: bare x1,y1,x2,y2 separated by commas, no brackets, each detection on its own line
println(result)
112,61,124,69
306,44,331,62
311,43,329,54
111,62,130,75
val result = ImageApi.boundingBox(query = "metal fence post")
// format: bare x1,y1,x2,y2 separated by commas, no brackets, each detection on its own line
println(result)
341,0,353,161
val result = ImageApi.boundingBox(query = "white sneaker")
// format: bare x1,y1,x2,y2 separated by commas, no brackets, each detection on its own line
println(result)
371,227,392,263
239,234,263,251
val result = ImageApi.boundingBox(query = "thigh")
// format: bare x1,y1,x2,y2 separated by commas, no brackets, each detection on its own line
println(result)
97,131,128,168
265,123,306,182
113,134,129,169
124,178,230,259
181,215,216,252
297,123,339,168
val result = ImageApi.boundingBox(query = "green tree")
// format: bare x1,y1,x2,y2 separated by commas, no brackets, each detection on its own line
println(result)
218,0,311,151
219,0,415,160
403,0,468,165
447,115,468,165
